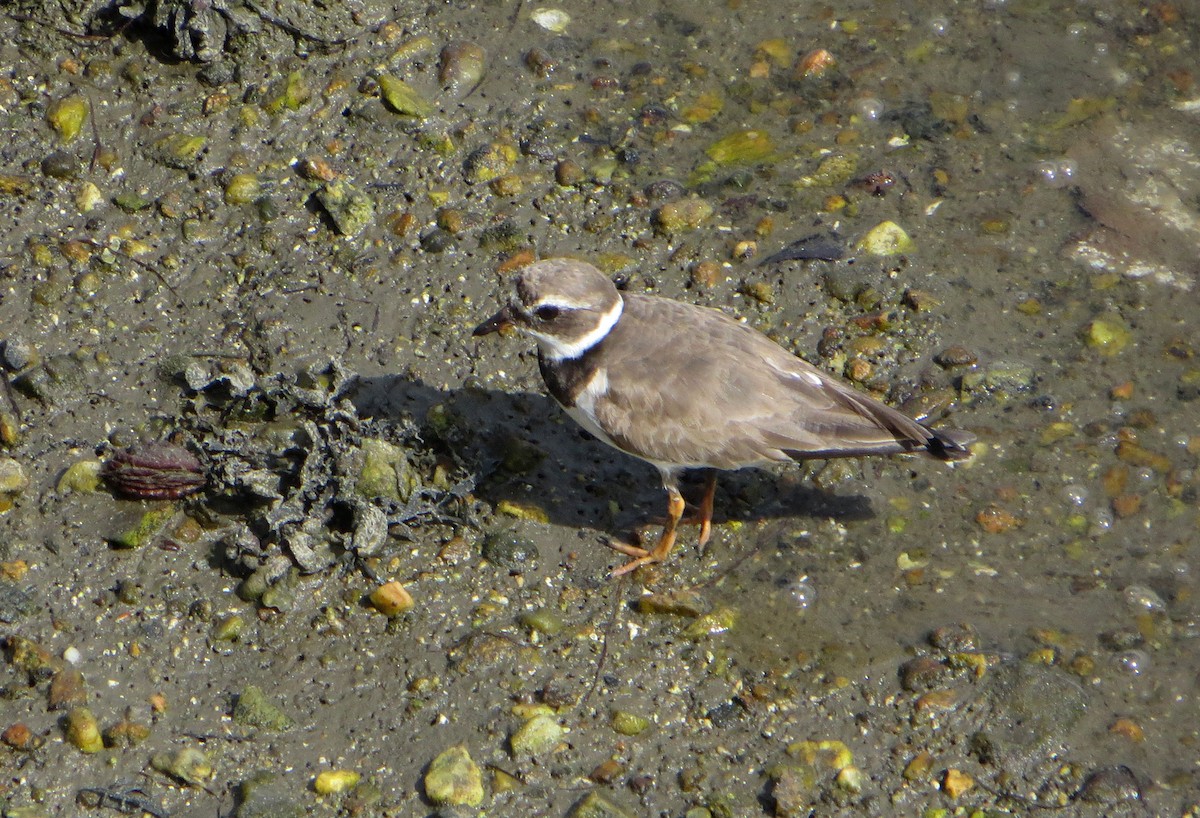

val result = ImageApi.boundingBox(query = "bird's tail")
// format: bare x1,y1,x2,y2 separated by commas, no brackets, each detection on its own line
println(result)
924,427,975,461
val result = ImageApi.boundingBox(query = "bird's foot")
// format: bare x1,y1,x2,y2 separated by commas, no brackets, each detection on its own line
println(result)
604,527,679,578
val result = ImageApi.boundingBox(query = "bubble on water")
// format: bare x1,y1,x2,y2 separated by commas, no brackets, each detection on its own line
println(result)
1035,159,1076,189
1122,584,1165,613
1089,507,1114,536
929,16,949,35
788,575,816,611
1115,649,1149,675
1062,483,1089,507
854,97,884,121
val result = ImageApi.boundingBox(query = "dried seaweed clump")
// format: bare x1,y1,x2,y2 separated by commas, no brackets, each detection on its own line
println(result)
171,359,475,584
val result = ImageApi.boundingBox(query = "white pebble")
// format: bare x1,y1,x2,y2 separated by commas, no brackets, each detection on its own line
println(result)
531,8,570,33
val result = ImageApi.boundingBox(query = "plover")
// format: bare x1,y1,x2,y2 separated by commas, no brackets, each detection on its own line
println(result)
473,258,973,576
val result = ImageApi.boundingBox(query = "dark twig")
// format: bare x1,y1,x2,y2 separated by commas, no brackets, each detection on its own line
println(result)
580,573,627,709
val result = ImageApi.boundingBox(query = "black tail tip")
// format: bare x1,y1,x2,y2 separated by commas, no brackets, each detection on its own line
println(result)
927,428,975,461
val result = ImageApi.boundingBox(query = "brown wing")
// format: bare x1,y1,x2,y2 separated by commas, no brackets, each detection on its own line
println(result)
591,294,969,470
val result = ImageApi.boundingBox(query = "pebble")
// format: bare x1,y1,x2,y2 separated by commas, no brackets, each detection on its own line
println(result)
368,581,414,617
151,746,213,785
232,684,295,731
567,791,636,818
424,744,483,807
856,220,913,256
481,530,540,571
653,197,713,234
313,770,361,795
510,713,564,757
439,42,486,95
65,707,104,753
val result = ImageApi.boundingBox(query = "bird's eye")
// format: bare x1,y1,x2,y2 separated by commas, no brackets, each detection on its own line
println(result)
534,305,561,321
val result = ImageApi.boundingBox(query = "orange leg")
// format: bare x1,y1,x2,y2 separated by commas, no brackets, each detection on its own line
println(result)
686,472,717,547
608,485,686,577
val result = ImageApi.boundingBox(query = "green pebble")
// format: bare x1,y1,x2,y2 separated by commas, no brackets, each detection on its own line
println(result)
378,75,434,119
683,606,737,640
47,95,89,142
356,438,415,501
424,744,484,807
111,506,176,549
567,791,637,818
704,129,776,166
510,714,564,757
0,457,29,494
56,460,102,493
65,707,104,753
610,710,651,736
224,173,261,205
232,684,295,731
856,220,914,256
150,746,213,786
211,614,245,642
316,179,375,237
519,608,565,636
1083,316,1131,356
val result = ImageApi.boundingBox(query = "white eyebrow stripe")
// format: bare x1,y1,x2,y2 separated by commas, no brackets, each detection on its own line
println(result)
534,297,624,361
531,295,593,310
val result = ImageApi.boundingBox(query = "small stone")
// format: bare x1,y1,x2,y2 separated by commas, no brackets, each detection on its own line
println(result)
934,346,977,368
975,505,1022,533
637,589,709,618
610,710,651,736
653,198,713,234
48,668,88,710
704,130,775,166
47,95,89,142
57,460,103,493
900,656,949,691
224,173,261,205
151,746,213,785
369,581,414,617
510,714,564,757
424,744,484,807
1077,766,1143,804
1,723,34,749
902,751,934,781
41,150,79,179
356,438,417,502
531,8,570,32
316,180,375,237
313,770,361,795
210,614,245,642
682,606,736,639
481,530,540,571
104,716,151,747
555,159,585,187
941,768,974,798
463,142,517,185
0,458,29,495
378,75,434,119
152,133,208,169
1083,316,1132,356
232,684,295,731
856,220,914,256
519,608,565,635
439,42,486,96
110,506,176,549
65,707,104,753
567,791,637,818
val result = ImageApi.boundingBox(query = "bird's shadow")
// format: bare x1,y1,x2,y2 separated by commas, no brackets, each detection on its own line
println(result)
349,373,875,536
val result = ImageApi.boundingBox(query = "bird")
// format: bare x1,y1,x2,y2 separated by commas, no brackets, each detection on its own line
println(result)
473,258,974,576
